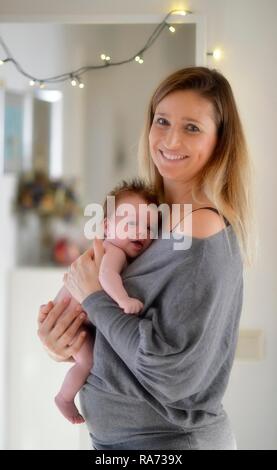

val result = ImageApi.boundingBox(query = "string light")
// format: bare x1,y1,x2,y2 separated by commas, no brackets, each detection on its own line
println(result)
213,48,223,60
0,9,193,88
70,74,77,86
207,48,223,61
100,53,111,64
0,58,11,66
135,55,144,64
73,76,84,89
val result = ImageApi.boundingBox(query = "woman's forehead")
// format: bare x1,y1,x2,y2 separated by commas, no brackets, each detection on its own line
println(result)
155,89,215,123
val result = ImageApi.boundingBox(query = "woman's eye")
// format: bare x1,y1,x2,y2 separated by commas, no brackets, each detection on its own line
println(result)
155,118,199,133
155,117,168,125
187,124,199,132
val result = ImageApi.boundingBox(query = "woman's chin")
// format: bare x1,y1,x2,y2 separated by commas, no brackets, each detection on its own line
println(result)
152,155,189,180
155,163,186,180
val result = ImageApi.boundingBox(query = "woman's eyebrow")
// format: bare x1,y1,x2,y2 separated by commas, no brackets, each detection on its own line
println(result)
155,112,202,124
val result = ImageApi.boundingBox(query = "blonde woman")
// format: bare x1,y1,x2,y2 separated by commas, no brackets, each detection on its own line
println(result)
38,67,256,450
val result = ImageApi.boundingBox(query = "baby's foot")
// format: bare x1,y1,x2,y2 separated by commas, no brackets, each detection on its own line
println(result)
55,394,85,424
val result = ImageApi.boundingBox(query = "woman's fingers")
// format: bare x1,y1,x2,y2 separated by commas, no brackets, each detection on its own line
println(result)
51,303,84,341
57,309,87,347
38,297,71,338
80,238,104,270
68,329,88,357
38,301,54,326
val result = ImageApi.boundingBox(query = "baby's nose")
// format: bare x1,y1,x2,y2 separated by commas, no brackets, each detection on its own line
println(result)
138,228,148,239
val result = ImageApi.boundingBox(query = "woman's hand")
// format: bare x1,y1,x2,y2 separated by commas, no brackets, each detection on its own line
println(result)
37,298,88,362
63,238,105,304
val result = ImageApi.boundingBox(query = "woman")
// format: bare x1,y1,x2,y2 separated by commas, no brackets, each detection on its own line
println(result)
37,66,256,450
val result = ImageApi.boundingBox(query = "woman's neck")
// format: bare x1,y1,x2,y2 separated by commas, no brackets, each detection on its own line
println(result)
162,179,213,232
163,179,205,206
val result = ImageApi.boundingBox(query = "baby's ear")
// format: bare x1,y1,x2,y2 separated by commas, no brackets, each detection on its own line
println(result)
103,217,108,237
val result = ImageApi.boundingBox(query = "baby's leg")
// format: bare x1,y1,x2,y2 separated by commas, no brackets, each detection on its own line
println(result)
55,334,94,424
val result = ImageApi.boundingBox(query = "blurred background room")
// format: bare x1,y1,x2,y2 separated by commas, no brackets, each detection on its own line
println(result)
0,0,276,450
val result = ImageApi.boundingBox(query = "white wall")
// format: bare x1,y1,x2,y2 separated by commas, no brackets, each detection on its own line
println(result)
0,175,16,450
6,268,90,449
0,0,276,449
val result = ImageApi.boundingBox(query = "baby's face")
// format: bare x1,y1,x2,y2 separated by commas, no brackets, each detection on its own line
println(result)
105,193,158,258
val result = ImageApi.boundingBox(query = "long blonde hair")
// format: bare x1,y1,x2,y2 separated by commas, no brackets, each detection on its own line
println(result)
138,66,258,268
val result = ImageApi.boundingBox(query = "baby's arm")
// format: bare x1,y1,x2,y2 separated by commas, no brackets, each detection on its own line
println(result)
99,243,143,314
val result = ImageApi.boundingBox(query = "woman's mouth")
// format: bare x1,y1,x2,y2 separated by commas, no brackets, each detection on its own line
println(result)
159,150,189,161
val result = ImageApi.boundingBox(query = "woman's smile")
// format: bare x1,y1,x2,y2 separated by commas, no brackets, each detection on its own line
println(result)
159,149,189,162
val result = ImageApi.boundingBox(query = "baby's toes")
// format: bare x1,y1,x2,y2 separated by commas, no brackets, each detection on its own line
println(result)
74,414,85,424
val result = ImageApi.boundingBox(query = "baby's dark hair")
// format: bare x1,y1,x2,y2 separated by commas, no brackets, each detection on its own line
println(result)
102,178,159,218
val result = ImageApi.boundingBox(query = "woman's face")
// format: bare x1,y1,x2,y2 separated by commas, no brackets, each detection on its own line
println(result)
149,90,218,184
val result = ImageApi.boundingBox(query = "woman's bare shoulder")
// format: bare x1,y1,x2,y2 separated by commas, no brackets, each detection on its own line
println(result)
191,208,227,240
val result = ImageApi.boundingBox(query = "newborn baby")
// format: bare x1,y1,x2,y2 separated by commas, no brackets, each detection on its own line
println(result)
53,179,159,424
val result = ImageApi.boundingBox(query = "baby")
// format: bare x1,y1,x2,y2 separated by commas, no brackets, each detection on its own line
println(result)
53,178,159,424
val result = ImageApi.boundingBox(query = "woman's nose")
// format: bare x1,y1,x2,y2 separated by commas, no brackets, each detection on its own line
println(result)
164,128,183,149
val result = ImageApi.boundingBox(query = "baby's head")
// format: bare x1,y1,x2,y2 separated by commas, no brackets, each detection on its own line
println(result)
102,178,160,259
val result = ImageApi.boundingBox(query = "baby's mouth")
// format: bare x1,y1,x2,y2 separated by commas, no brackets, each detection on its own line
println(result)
131,240,144,249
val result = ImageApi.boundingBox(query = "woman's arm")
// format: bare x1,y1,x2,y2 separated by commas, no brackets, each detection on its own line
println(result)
80,240,242,407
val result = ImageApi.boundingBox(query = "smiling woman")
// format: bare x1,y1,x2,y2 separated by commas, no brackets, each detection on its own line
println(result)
139,67,256,266
38,66,255,450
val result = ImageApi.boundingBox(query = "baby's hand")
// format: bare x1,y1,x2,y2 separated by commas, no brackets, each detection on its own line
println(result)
119,297,144,315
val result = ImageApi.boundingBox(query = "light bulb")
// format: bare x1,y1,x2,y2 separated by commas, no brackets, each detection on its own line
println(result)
100,54,106,60
29,80,35,86
105,56,111,61
135,56,140,62
71,78,77,86
213,48,222,60
169,26,176,33
171,10,188,16
139,58,144,64
79,82,84,89
0,59,4,66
